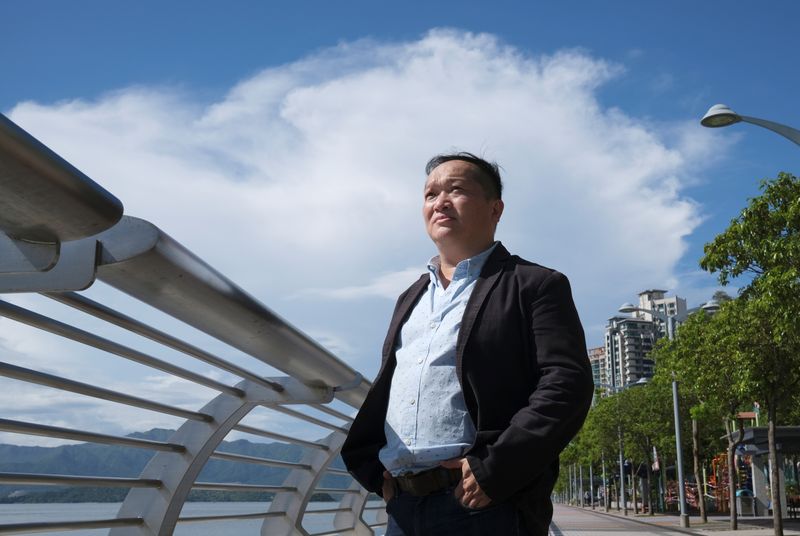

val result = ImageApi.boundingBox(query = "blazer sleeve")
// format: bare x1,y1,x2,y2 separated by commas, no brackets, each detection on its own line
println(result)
466,270,594,502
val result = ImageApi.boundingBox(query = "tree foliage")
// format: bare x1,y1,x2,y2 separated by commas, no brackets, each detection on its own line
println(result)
701,172,800,287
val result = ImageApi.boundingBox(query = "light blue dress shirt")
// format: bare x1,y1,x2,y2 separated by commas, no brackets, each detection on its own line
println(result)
378,242,498,476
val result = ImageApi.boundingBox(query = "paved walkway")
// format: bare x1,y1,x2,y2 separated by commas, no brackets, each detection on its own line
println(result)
551,504,800,536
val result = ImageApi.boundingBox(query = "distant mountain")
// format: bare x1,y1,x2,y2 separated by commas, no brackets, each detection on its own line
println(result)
0,428,348,503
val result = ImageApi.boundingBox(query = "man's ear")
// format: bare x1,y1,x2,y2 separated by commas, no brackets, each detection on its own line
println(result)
492,199,505,223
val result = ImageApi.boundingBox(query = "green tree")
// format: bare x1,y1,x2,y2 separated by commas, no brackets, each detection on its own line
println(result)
723,276,800,535
616,380,676,515
587,392,629,510
700,172,800,536
712,290,734,304
701,172,800,285
654,310,752,528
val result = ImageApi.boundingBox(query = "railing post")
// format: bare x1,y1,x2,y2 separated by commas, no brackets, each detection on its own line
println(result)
111,378,332,536
263,429,371,535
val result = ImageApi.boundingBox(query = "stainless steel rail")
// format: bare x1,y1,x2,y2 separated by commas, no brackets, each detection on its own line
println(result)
0,299,244,397
0,419,187,452
0,518,144,534
0,113,123,244
0,473,163,488
0,361,212,422
0,112,385,534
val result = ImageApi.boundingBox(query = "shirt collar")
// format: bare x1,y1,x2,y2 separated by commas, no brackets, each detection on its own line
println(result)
427,241,499,286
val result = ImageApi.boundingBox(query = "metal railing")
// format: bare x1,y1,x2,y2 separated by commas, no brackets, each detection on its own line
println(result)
0,112,384,535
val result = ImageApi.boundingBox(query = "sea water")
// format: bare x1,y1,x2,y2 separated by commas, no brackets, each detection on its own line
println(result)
0,501,387,535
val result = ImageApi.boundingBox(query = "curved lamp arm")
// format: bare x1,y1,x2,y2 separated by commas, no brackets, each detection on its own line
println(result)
701,104,800,147
739,115,800,147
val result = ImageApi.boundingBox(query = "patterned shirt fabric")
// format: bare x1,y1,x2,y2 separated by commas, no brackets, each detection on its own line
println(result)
378,242,498,476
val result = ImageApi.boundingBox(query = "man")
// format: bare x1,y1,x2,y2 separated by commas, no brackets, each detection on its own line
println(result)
342,153,593,535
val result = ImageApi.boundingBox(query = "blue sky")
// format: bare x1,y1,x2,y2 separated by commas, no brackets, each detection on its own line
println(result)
2,2,799,443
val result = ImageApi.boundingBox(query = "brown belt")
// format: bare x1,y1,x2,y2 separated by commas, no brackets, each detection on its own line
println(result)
394,467,463,497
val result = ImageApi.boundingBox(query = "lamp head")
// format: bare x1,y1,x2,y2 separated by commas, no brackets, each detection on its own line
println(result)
702,299,721,313
618,303,637,314
701,104,742,128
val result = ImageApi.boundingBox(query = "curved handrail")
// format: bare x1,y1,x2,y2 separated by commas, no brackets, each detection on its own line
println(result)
94,216,369,408
0,112,123,243
0,110,383,535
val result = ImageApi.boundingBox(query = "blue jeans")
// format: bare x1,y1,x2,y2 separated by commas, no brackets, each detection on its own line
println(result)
385,485,530,536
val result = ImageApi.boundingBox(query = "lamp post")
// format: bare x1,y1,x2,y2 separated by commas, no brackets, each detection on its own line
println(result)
616,301,716,528
701,104,800,147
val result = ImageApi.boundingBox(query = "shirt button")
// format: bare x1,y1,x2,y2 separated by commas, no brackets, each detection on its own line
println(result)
405,439,412,445
429,322,436,329
417,358,423,364
410,400,416,405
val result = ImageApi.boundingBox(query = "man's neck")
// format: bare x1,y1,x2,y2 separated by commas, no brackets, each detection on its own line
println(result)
436,240,495,287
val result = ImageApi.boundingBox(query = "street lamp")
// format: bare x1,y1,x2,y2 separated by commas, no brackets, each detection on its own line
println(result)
700,104,800,147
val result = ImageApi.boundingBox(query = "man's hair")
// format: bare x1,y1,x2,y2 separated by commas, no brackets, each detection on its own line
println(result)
425,152,503,200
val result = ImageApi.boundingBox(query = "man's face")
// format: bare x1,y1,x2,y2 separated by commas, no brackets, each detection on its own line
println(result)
423,160,503,252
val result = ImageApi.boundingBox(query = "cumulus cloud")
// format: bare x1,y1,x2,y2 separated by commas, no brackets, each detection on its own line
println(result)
2,29,722,444
298,267,423,300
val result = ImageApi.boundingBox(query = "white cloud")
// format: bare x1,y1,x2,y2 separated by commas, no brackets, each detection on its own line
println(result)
2,29,723,441
299,267,423,300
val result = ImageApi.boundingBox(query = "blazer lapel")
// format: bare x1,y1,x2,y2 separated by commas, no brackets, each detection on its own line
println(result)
455,243,510,380
381,274,429,360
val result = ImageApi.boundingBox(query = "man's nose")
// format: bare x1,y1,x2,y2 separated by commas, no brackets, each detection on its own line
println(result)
433,192,451,210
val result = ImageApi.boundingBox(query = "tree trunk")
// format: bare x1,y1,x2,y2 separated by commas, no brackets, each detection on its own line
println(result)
725,418,739,530
646,462,654,515
693,418,708,522
632,473,638,514
768,400,784,536
662,462,669,513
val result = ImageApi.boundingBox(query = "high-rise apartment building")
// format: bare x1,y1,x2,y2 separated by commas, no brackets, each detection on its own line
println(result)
601,290,687,394
587,346,606,389
635,289,687,338
604,316,656,392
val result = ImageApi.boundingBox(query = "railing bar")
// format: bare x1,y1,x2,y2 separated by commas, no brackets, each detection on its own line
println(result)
268,405,348,433
46,292,284,393
192,483,297,492
310,529,356,536
310,403,354,423
314,487,360,495
0,517,143,533
0,418,185,452
304,506,350,514
232,424,328,451
0,299,243,397
0,360,212,423
324,467,350,476
368,521,388,527
364,505,385,511
177,511,284,523
210,450,312,470
0,472,161,488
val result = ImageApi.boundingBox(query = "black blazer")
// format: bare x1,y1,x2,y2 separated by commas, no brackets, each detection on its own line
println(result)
341,243,594,534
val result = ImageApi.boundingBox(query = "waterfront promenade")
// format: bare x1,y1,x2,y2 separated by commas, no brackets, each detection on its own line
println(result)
551,505,800,536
